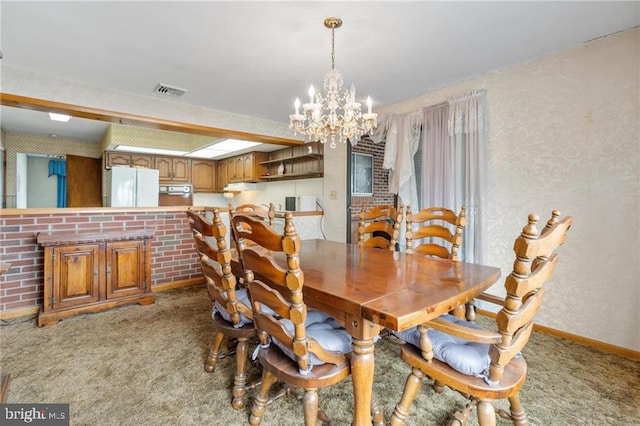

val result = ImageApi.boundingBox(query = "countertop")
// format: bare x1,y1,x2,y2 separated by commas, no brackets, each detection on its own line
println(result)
274,210,323,218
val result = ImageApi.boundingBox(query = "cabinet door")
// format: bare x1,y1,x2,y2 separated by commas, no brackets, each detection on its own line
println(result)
155,156,173,181
242,154,254,182
130,154,153,169
243,152,268,182
105,240,146,299
171,158,191,182
105,152,131,168
227,157,239,183
192,160,216,192
50,244,101,310
217,160,228,192
156,156,191,182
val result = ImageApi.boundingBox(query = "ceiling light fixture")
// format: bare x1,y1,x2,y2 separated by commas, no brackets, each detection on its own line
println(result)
289,17,377,149
49,112,71,122
185,139,262,159
114,145,188,156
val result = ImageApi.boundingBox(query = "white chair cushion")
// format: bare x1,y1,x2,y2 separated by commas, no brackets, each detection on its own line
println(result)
392,314,491,377
272,311,352,367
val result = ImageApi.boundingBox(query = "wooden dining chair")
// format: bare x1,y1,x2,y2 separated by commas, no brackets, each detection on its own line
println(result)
185,208,259,410
230,203,275,226
389,210,573,426
405,205,470,319
357,204,404,251
231,212,383,426
189,206,245,280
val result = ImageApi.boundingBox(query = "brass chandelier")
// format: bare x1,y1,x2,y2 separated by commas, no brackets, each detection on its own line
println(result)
289,17,377,149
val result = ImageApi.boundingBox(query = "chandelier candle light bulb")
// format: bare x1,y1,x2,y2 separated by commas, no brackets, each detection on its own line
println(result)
289,17,377,148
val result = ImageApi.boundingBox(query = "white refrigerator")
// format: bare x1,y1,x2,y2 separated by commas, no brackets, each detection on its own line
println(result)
109,166,159,207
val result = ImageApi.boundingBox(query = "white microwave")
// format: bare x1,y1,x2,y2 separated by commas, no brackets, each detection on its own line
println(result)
285,196,316,212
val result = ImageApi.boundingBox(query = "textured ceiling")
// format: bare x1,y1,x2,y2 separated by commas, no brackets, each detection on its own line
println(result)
1,1,638,141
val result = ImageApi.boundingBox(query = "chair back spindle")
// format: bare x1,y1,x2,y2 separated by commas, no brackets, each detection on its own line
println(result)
405,206,466,260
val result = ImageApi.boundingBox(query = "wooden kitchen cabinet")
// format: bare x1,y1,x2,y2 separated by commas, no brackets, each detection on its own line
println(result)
216,159,228,192
242,152,268,182
104,151,154,169
191,159,217,192
155,156,191,183
224,152,268,184
37,229,155,327
227,157,240,183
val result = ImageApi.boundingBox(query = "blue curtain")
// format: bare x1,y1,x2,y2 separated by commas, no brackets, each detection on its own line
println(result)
48,160,67,208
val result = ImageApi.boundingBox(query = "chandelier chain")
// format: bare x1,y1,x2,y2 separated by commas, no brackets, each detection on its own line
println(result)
331,27,335,71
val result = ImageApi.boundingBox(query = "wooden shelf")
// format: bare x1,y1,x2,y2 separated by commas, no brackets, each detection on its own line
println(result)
260,153,323,165
260,142,324,182
261,172,323,180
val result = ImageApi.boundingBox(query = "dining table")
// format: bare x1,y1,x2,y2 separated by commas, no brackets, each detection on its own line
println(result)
290,239,501,426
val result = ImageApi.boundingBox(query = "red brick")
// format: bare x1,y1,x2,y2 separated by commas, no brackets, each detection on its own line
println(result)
36,217,65,224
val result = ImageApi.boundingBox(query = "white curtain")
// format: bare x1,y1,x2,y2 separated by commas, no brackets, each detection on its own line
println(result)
377,90,487,262
446,90,487,263
372,112,422,212
420,103,451,209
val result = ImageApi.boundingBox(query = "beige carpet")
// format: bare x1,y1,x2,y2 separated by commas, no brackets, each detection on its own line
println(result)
1,285,638,425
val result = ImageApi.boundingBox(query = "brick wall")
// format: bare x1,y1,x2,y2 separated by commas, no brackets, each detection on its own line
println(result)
350,138,396,217
0,209,201,314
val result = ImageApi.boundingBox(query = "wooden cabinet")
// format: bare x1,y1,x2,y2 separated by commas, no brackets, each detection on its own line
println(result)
242,152,268,182
226,152,268,183
104,152,153,169
260,142,324,181
156,156,191,183
191,159,217,192
216,159,228,192
37,229,155,327
228,156,243,183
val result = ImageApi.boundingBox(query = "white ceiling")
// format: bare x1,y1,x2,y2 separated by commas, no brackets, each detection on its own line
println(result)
1,1,638,142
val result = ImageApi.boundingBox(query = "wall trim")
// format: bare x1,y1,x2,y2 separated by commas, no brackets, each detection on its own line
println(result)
151,277,205,292
0,278,205,321
0,306,39,321
477,309,639,361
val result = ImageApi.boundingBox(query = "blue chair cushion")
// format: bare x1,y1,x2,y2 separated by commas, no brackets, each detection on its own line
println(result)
213,288,253,327
272,311,352,367
392,314,491,377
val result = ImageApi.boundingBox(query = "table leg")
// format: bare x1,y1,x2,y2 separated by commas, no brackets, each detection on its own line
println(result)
351,336,375,426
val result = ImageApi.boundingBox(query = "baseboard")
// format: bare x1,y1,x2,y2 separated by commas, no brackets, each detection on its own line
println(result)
0,306,40,321
151,277,205,292
476,309,640,361
0,278,206,321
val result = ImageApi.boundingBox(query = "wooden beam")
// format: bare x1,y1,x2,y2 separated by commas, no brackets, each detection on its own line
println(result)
0,93,305,147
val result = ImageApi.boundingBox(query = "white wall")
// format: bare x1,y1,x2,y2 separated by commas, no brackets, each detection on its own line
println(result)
26,156,58,208
378,28,639,351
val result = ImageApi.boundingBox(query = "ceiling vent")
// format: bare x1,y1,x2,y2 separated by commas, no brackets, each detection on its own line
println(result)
154,83,187,98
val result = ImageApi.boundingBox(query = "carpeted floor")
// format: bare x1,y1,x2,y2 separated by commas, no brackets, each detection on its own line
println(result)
1,285,638,425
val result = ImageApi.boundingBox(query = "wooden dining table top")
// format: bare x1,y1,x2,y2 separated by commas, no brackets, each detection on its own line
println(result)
295,239,502,334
